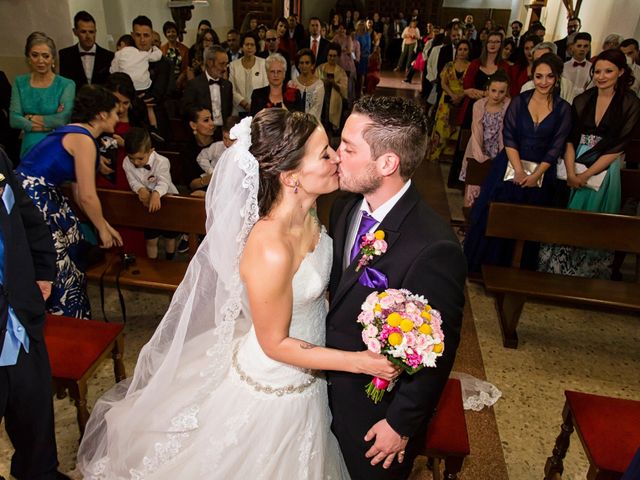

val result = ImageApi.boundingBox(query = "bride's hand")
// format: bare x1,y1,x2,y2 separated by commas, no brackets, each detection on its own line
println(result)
355,351,402,381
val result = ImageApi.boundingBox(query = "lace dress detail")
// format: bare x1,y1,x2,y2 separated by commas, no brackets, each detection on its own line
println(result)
83,230,350,479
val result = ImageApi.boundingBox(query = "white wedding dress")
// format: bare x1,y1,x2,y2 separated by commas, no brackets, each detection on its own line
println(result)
78,117,350,479
82,229,350,479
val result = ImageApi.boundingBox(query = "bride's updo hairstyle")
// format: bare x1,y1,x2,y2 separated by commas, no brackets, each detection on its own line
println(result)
250,108,319,216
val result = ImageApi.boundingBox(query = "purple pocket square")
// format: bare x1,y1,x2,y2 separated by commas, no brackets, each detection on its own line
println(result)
358,267,388,289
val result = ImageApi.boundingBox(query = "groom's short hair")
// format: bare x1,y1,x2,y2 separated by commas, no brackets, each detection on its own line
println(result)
352,96,428,181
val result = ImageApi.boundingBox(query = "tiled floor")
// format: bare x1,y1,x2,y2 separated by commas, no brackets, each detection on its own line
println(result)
2,74,639,479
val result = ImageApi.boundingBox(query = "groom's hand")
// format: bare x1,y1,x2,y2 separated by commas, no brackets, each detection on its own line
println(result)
364,419,409,469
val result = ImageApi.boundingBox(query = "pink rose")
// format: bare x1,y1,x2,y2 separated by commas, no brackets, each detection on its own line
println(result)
404,331,416,347
358,310,375,325
364,324,379,339
405,302,420,316
379,295,395,309
415,334,429,351
373,240,387,253
366,338,382,354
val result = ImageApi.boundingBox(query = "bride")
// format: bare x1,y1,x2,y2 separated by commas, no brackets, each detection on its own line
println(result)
77,109,398,479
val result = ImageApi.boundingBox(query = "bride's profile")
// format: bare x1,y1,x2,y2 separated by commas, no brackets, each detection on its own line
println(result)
77,109,397,479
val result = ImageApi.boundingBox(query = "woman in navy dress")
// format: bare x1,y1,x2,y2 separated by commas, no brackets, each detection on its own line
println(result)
464,53,572,273
16,85,123,318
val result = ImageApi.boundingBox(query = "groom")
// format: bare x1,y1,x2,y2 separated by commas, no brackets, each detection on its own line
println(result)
327,96,467,479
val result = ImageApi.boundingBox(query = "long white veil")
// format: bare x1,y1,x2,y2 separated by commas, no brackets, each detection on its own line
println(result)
77,117,259,477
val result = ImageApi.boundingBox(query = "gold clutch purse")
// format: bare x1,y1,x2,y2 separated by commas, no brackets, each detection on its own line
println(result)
503,160,543,187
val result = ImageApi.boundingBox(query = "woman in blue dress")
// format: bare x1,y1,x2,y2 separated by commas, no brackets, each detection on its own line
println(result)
464,53,572,273
16,85,123,318
538,49,640,277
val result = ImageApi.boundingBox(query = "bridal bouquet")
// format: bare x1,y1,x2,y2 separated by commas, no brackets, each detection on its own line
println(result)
358,289,445,403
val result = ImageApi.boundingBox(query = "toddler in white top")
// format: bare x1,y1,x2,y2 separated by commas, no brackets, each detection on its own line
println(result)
111,35,162,91
123,127,180,260
190,116,239,195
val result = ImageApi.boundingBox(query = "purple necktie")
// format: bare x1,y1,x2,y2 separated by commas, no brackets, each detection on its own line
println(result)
350,211,378,263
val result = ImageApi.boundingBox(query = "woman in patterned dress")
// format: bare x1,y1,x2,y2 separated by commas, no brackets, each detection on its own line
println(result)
429,40,470,161
16,85,123,318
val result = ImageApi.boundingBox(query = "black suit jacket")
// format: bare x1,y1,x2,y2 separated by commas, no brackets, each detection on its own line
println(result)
249,85,304,116
58,43,113,88
182,74,233,121
326,184,466,478
436,43,456,81
0,149,55,352
555,37,569,61
304,35,329,66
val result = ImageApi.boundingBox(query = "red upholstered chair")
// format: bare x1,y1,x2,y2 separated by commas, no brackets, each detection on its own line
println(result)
44,314,126,438
544,390,640,480
420,378,471,480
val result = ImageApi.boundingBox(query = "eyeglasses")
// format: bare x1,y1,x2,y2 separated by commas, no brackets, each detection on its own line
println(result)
487,40,502,44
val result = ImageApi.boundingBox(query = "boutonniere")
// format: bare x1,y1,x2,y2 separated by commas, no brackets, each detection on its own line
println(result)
355,230,387,272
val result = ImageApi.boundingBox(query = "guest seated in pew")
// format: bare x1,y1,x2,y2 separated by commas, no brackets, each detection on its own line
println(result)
460,70,510,209
250,53,303,115
123,127,179,260
538,49,640,278
464,53,572,273
181,106,215,192
191,115,239,196
98,72,148,190
15,85,123,318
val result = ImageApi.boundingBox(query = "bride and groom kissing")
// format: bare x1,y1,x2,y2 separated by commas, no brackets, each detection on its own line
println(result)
77,95,466,479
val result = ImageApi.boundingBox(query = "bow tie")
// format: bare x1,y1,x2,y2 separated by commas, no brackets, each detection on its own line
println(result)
208,78,221,86
573,61,586,67
80,51,95,57
143,164,151,171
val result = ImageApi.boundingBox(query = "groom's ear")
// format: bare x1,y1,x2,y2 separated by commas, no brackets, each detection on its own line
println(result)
376,152,401,178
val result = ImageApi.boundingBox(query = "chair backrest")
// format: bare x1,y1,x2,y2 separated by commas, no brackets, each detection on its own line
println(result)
95,188,207,235
486,202,640,259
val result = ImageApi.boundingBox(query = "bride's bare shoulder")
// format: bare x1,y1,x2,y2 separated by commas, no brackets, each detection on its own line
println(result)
240,220,295,279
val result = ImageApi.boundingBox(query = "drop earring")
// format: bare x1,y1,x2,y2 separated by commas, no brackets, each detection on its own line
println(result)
294,180,299,194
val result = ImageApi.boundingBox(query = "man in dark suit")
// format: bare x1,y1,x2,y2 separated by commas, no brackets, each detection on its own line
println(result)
59,10,113,88
182,45,232,139
508,20,523,48
305,17,329,66
0,148,67,479
555,16,582,60
327,96,466,480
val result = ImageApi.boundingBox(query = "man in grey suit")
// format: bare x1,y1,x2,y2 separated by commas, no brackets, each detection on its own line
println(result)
182,45,233,138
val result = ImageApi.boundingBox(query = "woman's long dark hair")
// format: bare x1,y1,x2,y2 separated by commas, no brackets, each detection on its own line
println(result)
70,85,117,124
104,73,147,127
591,48,634,95
250,109,319,216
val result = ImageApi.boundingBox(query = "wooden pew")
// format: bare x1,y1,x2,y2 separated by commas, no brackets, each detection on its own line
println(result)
481,203,640,348
85,189,206,292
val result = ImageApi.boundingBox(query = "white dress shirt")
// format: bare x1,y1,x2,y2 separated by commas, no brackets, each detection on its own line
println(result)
563,59,591,93
205,71,224,126
79,44,96,83
123,151,178,196
110,46,162,91
343,180,412,269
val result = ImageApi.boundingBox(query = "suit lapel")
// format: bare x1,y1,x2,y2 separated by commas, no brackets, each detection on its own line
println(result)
329,184,421,312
